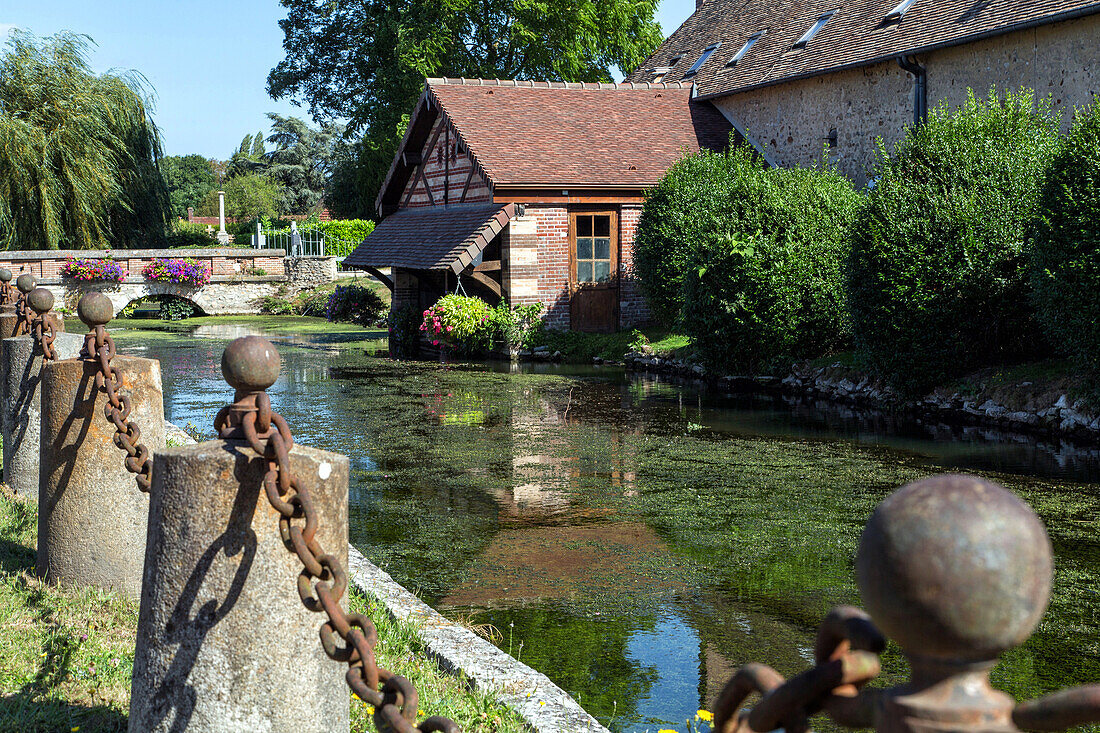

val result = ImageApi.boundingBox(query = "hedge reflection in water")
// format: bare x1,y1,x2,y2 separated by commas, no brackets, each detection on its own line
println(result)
123,326,1100,733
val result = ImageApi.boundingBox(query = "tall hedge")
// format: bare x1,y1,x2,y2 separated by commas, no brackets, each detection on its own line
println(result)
847,89,1060,395
632,146,744,324
1031,95,1100,374
678,151,861,373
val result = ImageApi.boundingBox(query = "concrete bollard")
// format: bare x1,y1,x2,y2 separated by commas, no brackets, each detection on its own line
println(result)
129,337,350,732
37,294,165,600
1,288,84,498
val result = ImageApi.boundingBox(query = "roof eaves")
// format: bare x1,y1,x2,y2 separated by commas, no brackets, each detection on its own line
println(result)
696,3,1100,101
374,86,436,216
425,77,694,91
423,83,498,193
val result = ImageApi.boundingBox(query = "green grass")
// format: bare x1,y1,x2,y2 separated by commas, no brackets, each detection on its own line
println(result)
534,326,689,363
0,488,524,732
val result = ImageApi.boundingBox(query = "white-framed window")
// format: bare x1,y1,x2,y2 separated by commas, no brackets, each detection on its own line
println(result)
726,31,765,67
793,10,836,49
885,0,918,22
682,43,721,78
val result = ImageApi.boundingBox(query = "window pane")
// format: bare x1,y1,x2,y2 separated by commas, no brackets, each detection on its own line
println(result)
594,261,611,282
576,237,593,259
577,261,593,282
577,216,593,237
594,216,610,237
595,238,610,259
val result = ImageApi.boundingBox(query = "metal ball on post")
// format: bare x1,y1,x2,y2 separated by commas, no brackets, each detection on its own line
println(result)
713,474,1100,733
0,287,83,498
37,291,164,600
129,335,351,733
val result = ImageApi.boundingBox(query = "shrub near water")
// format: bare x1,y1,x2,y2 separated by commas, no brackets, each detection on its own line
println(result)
848,89,1060,395
325,284,385,326
633,144,744,324
673,148,860,373
1031,96,1100,376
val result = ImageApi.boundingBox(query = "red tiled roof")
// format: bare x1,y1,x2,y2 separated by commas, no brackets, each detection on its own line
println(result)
627,0,1100,99
344,203,514,273
422,79,731,188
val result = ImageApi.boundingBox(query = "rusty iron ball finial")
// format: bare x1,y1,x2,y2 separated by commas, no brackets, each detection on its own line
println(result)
16,274,36,294
221,335,281,393
77,292,115,329
0,269,11,283
27,288,55,315
856,474,1052,663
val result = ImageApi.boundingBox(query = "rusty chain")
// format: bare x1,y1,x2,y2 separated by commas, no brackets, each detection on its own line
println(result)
81,322,153,492
714,606,884,733
13,293,33,337
32,312,58,361
215,388,460,733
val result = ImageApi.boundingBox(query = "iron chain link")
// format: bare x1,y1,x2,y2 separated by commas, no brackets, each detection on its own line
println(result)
215,392,460,733
32,312,58,361
82,324,153,492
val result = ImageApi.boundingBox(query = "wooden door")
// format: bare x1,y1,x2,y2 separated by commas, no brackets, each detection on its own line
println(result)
569,211,619,333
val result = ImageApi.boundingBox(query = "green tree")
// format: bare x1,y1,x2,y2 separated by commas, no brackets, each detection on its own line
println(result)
196,174,284,221
160,154,216,219
268,0,663,216
265,113,343,214
250,130,266,159
0,31,169,249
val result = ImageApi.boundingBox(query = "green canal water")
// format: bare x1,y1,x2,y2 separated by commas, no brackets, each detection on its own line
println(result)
116,321,1100,733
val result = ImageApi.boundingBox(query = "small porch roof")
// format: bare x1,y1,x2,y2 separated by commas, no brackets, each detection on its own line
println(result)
343,203,515,275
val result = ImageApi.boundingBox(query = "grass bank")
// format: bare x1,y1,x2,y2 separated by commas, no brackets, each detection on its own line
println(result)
0,487,524,732
534,326,689,363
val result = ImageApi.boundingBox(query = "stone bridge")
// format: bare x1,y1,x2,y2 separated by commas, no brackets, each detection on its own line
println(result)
0,249,338,316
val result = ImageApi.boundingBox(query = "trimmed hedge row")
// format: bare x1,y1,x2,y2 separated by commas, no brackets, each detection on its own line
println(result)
635,146,861,373
636,88,1100,394
849,89,1060,394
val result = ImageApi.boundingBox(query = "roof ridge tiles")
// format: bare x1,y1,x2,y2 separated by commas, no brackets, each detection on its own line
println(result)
425,77,692,90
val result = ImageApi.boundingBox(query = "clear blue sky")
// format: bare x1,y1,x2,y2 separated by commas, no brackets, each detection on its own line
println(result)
2,1,695,159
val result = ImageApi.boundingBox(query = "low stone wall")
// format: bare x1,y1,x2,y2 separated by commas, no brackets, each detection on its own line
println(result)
622,352,1100,444
4,249,341,316
0,248,286,281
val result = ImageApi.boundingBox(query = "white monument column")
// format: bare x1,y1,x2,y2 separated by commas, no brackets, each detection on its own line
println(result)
216,190,230,245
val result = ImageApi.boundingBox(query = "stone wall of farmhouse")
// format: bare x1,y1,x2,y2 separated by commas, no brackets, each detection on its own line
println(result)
715,13,1100,185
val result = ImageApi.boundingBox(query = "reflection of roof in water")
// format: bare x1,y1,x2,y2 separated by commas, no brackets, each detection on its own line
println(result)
439,522,689,609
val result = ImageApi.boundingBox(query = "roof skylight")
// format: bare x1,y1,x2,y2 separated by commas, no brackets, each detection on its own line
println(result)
793,10,836,49
726,31,765,67
885,0,918,21
682,43,721,78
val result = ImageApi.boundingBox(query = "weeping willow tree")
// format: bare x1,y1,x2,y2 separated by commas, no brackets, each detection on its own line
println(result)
0,31,169,250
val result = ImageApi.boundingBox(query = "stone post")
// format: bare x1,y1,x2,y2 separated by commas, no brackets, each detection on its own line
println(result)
217,190,230,245
1,289,83,498
0,269,16,340
129,336,350,733
38,293,164,600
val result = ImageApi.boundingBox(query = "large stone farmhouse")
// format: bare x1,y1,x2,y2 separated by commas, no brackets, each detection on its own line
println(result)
348,0,1099,332
344,79,730,332
628,0,1100,184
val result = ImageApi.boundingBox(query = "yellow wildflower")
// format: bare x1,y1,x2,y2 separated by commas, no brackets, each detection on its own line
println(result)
659,729,679,733
71,728,80,732
697,709,714,722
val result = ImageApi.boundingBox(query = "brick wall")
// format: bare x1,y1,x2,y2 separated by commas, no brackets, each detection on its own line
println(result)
0,250,286,283
618,204,650,328
530,206,571,330
403,116,493,208
715,12,1100,186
